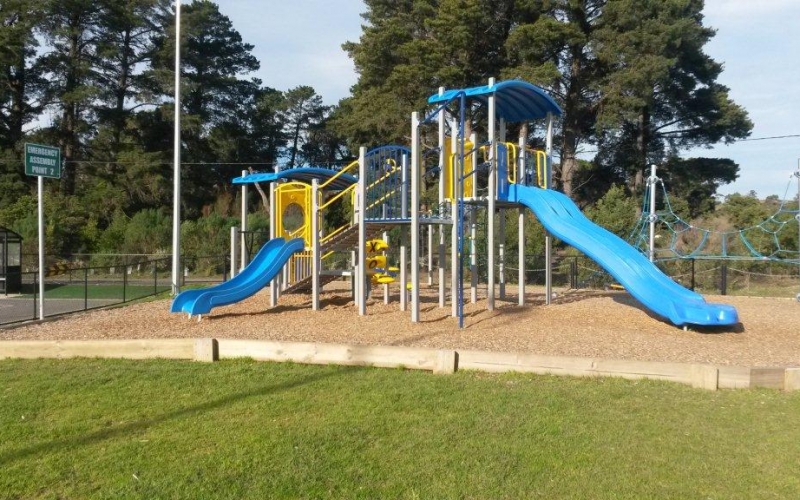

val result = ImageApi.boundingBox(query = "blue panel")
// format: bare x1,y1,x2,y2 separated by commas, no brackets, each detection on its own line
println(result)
232,167,357,191
427,80,562,121
505,184,739,327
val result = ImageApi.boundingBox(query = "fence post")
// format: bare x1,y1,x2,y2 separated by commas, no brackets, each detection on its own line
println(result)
84,267,88,310
154,259,158,296
691,258,695,291
32,271,37,320
720,263,727,295
123,258,128,303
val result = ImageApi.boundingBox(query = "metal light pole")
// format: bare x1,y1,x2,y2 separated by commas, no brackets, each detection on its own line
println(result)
171,1,182,295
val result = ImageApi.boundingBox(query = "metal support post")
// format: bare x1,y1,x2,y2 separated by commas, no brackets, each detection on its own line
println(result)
487,77,496,310
648,164,658,262
358,147,367,316
438,87,446,308
470,131,478,304
270,165,279,306
411,112,421,322
240,170,248,271
230,226,238,279
311,179,320,310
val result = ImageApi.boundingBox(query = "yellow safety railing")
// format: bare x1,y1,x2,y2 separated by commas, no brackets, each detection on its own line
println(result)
529,148,548,189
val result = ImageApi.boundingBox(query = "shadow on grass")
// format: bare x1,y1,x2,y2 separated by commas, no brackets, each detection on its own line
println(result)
0,364,359,466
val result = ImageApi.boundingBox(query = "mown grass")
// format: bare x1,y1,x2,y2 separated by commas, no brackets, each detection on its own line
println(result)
1,359,798,499
19,283,171,300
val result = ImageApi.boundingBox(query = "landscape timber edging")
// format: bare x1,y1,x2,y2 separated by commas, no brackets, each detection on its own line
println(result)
0,338,796,391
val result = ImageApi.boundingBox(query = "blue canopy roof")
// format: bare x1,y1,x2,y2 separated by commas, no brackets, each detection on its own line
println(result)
427,80,562,122
232,167,357,191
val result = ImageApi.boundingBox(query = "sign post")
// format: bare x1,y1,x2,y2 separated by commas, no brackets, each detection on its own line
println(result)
24,143,61,319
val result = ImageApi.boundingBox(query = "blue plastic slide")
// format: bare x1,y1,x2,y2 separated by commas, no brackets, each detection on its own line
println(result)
506,184,738,327
171,237,305,316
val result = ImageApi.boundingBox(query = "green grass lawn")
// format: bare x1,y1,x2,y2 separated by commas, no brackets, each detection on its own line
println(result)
1,359,798,499
19,283,171,300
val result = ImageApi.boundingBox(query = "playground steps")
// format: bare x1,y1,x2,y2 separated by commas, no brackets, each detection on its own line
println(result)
283,274,339,295
319,222,399,253
283,222,400,295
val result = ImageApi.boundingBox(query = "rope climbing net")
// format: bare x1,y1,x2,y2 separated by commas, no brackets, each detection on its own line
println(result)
629,172,800,265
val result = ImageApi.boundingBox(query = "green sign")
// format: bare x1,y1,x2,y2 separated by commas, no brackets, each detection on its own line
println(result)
24,143,61,179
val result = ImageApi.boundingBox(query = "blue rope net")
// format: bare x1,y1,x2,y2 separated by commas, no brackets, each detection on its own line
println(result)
630,177,800,264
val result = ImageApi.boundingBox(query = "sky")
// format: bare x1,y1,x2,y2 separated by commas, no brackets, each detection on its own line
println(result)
214,0,800,199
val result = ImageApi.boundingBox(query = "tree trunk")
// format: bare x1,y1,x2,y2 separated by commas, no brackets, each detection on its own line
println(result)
560,47,583,198
632,106,650,196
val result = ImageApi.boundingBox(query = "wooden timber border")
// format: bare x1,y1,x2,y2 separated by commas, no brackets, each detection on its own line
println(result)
1,338,798,392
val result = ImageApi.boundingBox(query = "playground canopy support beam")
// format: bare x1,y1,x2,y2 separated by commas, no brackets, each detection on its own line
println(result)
544,112,554,305
470,132,478,304
411,112,421,322
518,126,527,306
438,87,447,309
451,117,459,318
311,179,320,311
357,147,367,316
499,118,506,300
401,153,409,311
230,226,238,279
649,164,658,263
269,165,279,306
487,77,496,311
240,170,248,271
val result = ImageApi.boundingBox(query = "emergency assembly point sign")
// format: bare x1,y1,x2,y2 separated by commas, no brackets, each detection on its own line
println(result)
24,143,61,179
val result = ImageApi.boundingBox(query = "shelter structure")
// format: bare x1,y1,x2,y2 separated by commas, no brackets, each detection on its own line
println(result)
0,226,22,295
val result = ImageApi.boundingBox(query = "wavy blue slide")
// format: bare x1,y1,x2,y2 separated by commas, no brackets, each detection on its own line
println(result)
506,184,738,327
171,237,305,316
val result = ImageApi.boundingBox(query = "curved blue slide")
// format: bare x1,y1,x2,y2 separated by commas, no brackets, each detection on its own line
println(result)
171,237,305,316
506,184,738,327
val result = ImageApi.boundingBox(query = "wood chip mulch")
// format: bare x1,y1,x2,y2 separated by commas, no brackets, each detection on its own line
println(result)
3,282,800,368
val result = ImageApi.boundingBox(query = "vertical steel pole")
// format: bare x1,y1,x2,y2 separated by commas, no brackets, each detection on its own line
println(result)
270,165,278,305
498,119,506,300
311,179,320,310
411,112,421,322
438,87,447,308
358,147,367,316
451,117,458,317
37,175,45,319
649,164,658,263
518,127,526,306
230,226,238,279
470,131,478,304
171,0,182,296
487,77,496,310
544,112,554,304
240,170,248,271
401,154,408,311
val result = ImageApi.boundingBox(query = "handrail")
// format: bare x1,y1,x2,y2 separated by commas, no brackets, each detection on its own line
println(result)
530,149,547,189
320,159,359,190
366,187,400,212
320,183,355,211
320,223,349,244
365,165,399,191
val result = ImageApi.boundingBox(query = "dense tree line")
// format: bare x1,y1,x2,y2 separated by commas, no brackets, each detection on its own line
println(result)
0,0,771,266
0,0,342,258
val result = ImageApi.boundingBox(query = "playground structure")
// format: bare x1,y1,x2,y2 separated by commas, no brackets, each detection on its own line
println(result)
172,78,740,327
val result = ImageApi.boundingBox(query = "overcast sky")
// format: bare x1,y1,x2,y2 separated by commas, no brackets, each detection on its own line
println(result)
214,0,800,198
